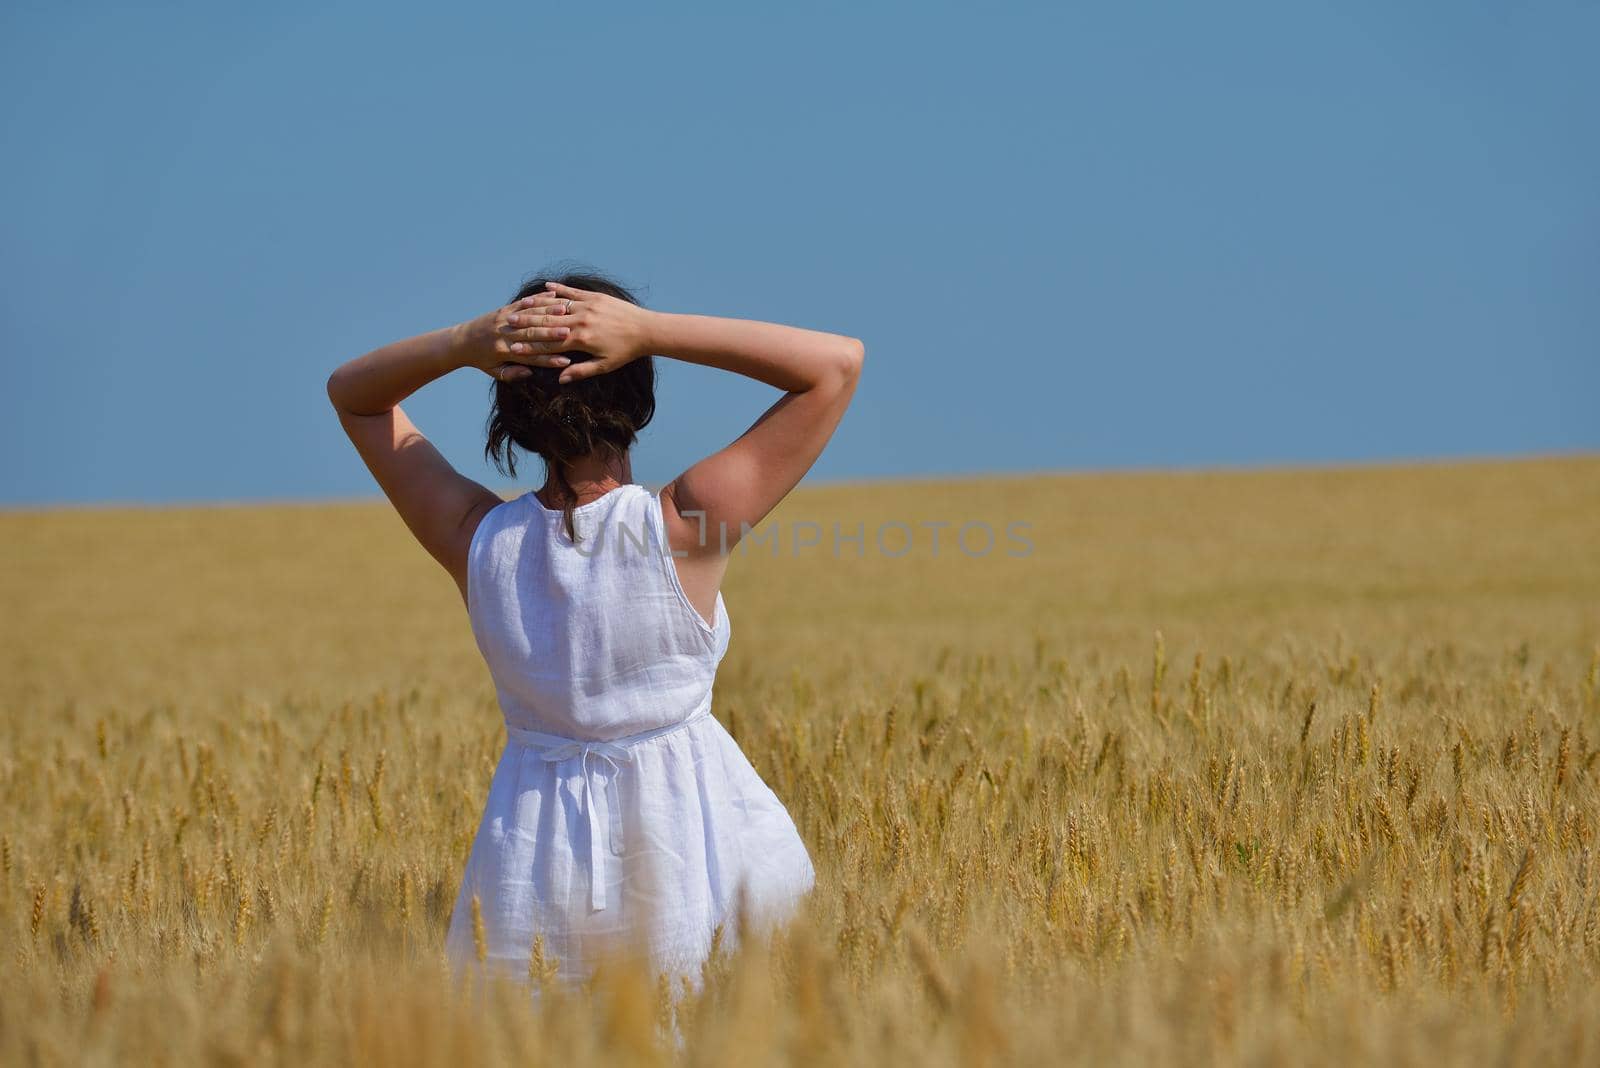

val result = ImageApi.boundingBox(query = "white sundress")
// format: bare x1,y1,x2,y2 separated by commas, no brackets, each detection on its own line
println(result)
443,482,816,986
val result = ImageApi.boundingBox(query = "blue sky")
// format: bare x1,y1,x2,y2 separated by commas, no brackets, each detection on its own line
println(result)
2,2,1595,507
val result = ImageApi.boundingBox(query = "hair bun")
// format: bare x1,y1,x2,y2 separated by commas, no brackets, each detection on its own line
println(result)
483,273,658,540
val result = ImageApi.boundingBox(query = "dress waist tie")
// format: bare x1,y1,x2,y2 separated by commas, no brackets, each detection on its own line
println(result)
505,707,712,912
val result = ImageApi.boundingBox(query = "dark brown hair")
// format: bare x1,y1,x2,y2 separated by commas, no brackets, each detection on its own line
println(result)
484,270,657,541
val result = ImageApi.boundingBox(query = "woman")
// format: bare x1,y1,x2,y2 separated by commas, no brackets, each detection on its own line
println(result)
326,270,864,986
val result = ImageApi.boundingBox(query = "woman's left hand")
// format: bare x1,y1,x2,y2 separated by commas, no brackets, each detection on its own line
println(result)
504,281,657,385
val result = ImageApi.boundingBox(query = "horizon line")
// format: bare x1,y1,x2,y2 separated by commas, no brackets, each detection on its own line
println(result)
2,448,1595,516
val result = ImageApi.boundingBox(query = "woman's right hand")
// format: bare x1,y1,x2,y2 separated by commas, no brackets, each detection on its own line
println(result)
449,295,577,382
515,280,659,385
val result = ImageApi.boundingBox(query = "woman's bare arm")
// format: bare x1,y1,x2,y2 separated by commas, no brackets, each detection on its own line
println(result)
325,294,576,602
527,282,864,616
644,311,864,545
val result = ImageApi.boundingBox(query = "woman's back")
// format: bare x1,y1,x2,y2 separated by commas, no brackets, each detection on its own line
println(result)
467,482,729,740
447,482,812,986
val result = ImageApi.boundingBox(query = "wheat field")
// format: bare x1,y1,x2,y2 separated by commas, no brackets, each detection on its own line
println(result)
2,456,1598,1065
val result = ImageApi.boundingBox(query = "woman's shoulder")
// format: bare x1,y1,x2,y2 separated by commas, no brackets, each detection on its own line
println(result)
470,490,527,543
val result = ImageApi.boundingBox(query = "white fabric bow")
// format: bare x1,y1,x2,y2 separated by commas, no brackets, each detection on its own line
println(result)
505,714,709,911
